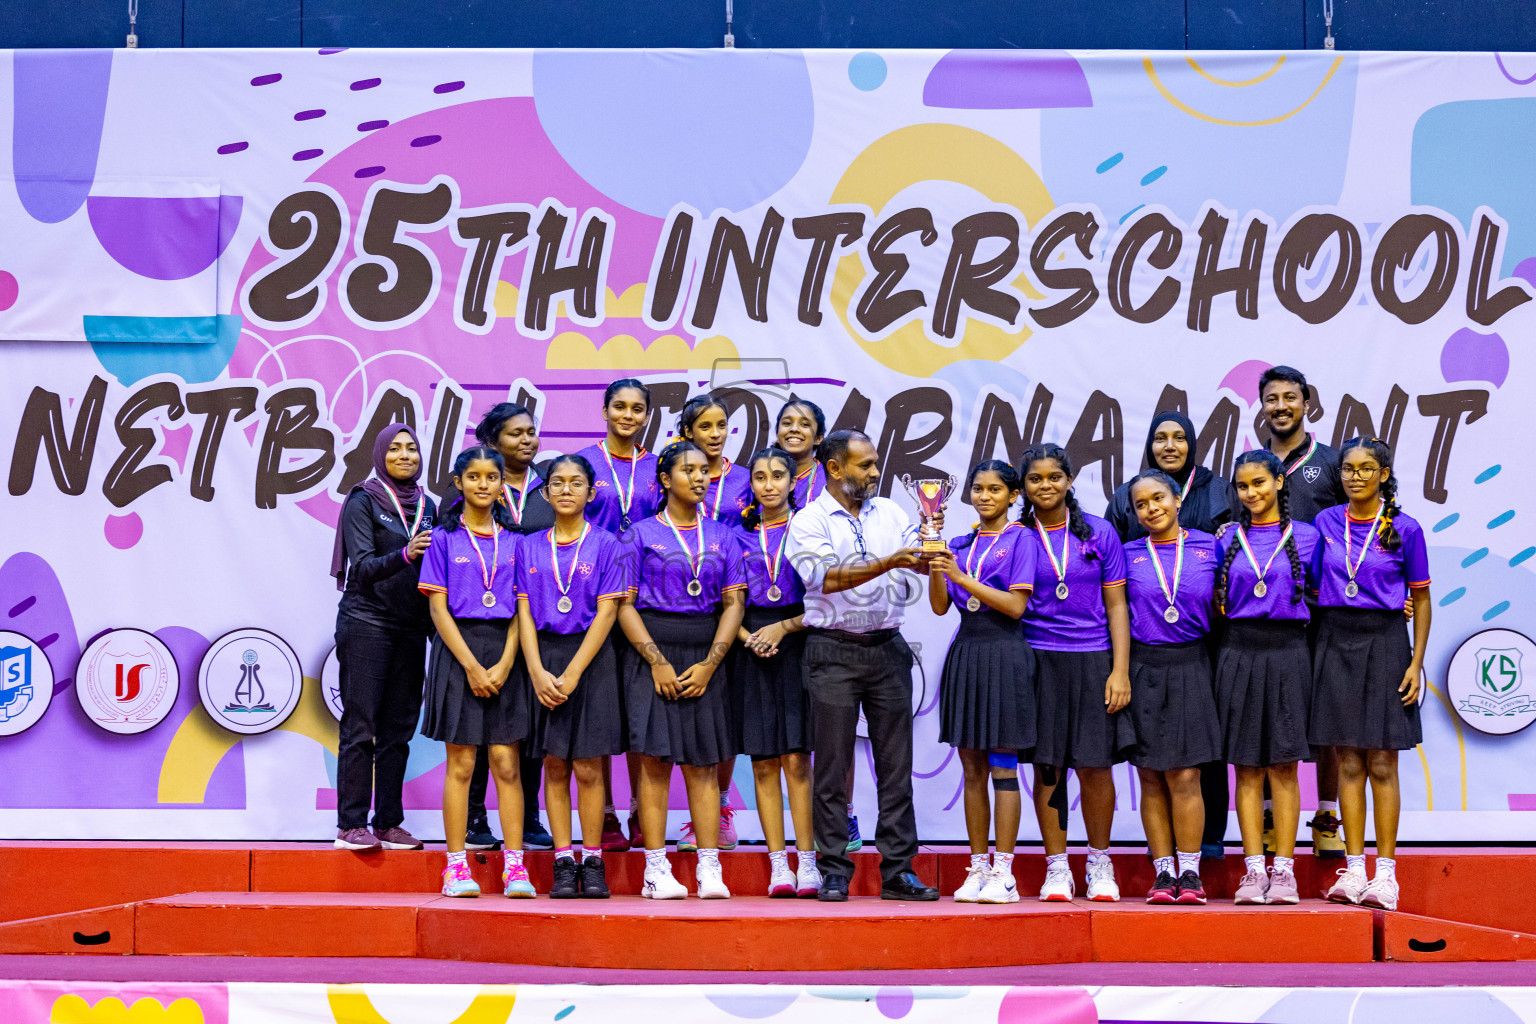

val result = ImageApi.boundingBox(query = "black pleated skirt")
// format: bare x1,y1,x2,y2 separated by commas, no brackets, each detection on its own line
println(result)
939,609,1037,753
732,603,811,758
625,610,736,766
1309,607,1422,751
423,617,529,747
1129,639,1223,772
1214,619,1312,767
526,629,626,761
1032,648,1135,769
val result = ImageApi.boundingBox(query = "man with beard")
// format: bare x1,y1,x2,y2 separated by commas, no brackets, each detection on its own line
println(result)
787,430,941,903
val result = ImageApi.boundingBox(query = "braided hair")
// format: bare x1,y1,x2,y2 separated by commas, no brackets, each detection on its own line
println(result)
1340,436,1402,552
440,445,505,532
1017,443,1096,554
740,446,801,530
1217,449,1304,613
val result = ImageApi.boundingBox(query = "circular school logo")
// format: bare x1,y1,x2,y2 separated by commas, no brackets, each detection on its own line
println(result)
197,628,304,734
1447,628,1536,736
0,630,54,736
320,646,343,721
74,628,180,735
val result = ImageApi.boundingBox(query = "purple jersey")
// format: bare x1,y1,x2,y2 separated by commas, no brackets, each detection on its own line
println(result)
946,523,1036,609
1216,519,1320,621
736,515,807,608
417,524,519,619
516,525,629,633
1022,512,1127,652
625,513,747,613
791,462,826,508
1124,529,1218,644
1312,507,1431,610
705,460,754,526
577,443,661,536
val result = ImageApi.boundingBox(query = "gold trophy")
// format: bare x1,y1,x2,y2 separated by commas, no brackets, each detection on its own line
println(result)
900,474,955,555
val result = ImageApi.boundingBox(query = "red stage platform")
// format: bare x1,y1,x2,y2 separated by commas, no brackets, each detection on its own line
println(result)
0,843,1531,968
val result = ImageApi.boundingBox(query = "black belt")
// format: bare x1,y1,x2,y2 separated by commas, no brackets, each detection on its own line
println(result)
810,626,900,647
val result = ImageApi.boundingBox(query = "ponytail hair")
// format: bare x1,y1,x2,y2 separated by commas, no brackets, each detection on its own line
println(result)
1217,449,1302,612
1341,436,1402,551
741,446,800,530
960,459,1020,550
677,393,729,441
543,453,596,489
776,395,826,443
655,438,704,485
1017,443,1096,555
604,378,651,411
440,445,505,532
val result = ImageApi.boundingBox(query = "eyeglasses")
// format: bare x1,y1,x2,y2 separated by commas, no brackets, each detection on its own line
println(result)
1341,465,1382,479
846,516,868,558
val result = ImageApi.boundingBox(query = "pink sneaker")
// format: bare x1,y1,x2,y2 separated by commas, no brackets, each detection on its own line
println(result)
718,806,738,850
1266,867,1299,904
1234,867,1269,904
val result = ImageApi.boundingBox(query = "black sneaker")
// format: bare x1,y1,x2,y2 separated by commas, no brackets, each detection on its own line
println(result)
550,857,580,899
523,814,554,851
579,857,610,899
818,873,850,902
465,820,501,851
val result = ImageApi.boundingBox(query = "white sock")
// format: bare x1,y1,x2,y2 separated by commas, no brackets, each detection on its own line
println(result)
1347,853,1366,876
1087,845,1111,868
970,853,989,871
1245,854,1265,875
1375,857,1397,882
1177,850,1200,877
1273,855,1294,874
506,848,524,866
769,849,789,873
1319,800,1339,814
1153,856,1175,877
697,847,720,869
797,853,820,876
644,848,669,871
447,850,468,868
1046,852,1069,872
994,852,1014,874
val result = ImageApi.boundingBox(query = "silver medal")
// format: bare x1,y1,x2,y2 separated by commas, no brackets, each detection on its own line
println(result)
557,596,573,614
1164,605,1180,624
766,585,783,603
966,596,982,612
687,579,703,597
1055,582,1069,600
1253,581,1267,598
1345,580,1359,599
481,591,497,608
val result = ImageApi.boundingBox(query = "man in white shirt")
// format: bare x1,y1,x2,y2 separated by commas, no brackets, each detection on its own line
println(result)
787,429,941,902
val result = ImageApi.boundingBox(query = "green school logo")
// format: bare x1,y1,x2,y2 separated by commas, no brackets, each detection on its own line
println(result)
1449,630,1536,736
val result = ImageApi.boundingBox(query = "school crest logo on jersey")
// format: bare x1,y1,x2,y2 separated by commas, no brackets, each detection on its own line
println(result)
1302,466,1322,483
1447,629,1536,736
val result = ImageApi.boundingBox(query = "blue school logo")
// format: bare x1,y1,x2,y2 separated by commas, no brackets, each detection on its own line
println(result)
0,630,55,736
1448,629,1536,736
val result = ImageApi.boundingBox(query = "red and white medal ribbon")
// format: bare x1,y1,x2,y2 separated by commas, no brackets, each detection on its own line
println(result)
466,525,501,608
758,513,793,603
1344,505,1384,600
660,509,705,597
549,523,590,615
1145,530,1186,624
600,440,639,527
963,530,1004,612
1235,522,1293,599
1034,512,1072,601
383,486,424,537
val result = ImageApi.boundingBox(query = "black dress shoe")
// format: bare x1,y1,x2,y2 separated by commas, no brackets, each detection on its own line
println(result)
817,873,850,902
881,871,940,901
549,857,580,899
579,857,610,898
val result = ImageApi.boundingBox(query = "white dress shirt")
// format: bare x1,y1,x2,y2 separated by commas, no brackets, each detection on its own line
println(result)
787,487,921,632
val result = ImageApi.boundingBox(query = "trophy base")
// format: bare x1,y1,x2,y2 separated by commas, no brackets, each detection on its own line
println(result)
921,537,947,555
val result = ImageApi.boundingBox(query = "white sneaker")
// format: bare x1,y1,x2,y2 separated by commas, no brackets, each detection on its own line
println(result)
978,865,1020,904
642,862,687,900
696,858,731,899
1086,857,1120,902
1326,867,1368,905
1038,861,1075,901
954,861,989,903
768,862,796,898
1360,874,1399,911
795,858,822,898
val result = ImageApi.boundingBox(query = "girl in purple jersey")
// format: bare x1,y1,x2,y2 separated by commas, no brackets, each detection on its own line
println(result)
928,460,1037,905
575,378,659,853
1214,450,1320,906
517,454,630,901
776,396,828,508
676,394,753,852
1313,438,1432,912
731,447,818,898
1019,444,1133,903
417,446,535,899
1122,470,1222,906
617,440,748,899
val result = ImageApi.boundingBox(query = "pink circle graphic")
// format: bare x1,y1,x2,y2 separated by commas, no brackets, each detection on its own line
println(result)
104,512,143,549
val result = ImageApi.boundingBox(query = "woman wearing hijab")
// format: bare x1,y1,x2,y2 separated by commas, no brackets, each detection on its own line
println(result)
331,423,439,852
1104,410,1237,861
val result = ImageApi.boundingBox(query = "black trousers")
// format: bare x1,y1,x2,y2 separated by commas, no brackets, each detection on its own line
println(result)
806,629,918,886
468,748,543,829
335,616,426,831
